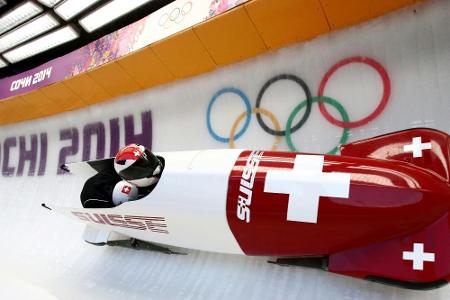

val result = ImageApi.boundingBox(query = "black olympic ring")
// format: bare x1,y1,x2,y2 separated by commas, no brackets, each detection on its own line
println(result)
158,1,193,28
255,74,312,137
170,8,181,21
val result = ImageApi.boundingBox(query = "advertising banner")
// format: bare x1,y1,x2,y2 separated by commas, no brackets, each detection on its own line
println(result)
0,0,248,99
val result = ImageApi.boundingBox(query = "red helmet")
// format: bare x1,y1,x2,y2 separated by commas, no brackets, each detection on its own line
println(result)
114,144,162,187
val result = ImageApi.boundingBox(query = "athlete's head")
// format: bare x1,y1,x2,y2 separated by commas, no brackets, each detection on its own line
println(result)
114,144,162,187
112,180,139,206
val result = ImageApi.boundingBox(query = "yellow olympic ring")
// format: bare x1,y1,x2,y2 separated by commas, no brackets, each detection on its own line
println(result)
229,107,282,150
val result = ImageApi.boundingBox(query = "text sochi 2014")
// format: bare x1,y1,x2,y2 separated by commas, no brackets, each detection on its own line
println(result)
9,67,53,92
0,111,152,177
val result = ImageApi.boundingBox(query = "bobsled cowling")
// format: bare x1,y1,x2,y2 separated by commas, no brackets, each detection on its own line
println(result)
45,128,450,289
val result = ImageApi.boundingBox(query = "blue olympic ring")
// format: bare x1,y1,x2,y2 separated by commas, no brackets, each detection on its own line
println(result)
206,87,252,143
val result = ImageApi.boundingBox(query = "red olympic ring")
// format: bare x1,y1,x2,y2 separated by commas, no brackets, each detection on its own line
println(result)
317,56,391,128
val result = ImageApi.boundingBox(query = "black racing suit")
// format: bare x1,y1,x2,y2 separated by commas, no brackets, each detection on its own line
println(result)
80,168,161,208
80,169,121,208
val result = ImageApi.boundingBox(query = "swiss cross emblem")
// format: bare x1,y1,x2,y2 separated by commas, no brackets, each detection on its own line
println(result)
133,150,141,157
402,243,435,270
121,185,132,195
264,155,351,223
403,137,432,158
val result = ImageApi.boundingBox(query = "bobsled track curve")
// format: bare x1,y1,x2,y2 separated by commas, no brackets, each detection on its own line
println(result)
2,0,450,298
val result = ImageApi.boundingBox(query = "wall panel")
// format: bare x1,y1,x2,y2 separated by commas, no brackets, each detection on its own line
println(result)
40,83,87,112
87,62,141,98
62,73,111,105
20,90,59,118
194,6,267,65
245,0,330,49
151,29,216,78
118,47,175,88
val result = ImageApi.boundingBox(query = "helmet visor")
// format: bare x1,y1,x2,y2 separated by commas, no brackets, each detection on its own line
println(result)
118,150,160,180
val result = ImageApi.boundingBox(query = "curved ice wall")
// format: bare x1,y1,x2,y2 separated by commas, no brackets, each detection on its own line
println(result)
0,0,449,299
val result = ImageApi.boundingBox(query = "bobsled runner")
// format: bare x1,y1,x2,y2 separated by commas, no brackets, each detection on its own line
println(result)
43,128,450,290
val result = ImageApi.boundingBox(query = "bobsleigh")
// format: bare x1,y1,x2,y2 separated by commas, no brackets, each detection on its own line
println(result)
43,128,450,290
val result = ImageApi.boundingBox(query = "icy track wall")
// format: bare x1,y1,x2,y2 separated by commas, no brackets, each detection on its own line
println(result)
0,0,450,299
2,1,450,176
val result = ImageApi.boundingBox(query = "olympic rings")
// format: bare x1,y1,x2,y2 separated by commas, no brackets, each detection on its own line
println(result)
170,8,181,21
158,1,193,28
256,74,312,137
229,108,282,150
207,87,252,143
318,56,391,128
206,56,391,153
286,96,350,154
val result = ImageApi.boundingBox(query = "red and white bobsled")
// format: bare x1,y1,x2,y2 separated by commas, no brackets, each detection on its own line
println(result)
44,128,450,289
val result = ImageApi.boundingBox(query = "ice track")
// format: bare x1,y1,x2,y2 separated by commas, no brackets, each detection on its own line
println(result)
0,175,449,299
2,0,450,297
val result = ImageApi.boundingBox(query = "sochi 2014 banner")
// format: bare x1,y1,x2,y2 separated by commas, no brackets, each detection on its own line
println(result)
0,0,248,99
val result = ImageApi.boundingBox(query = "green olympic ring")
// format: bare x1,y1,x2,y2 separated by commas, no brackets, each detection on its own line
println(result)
286,96,350,154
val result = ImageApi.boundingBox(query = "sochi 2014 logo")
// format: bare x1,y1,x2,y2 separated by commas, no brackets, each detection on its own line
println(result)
206,56,390,154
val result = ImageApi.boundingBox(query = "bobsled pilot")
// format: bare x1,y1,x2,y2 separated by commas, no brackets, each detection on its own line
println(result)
80,171,139,208
113,143,163,188
80,144,163,208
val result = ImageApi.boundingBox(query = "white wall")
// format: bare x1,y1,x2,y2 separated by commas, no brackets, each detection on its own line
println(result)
0,0,449,299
